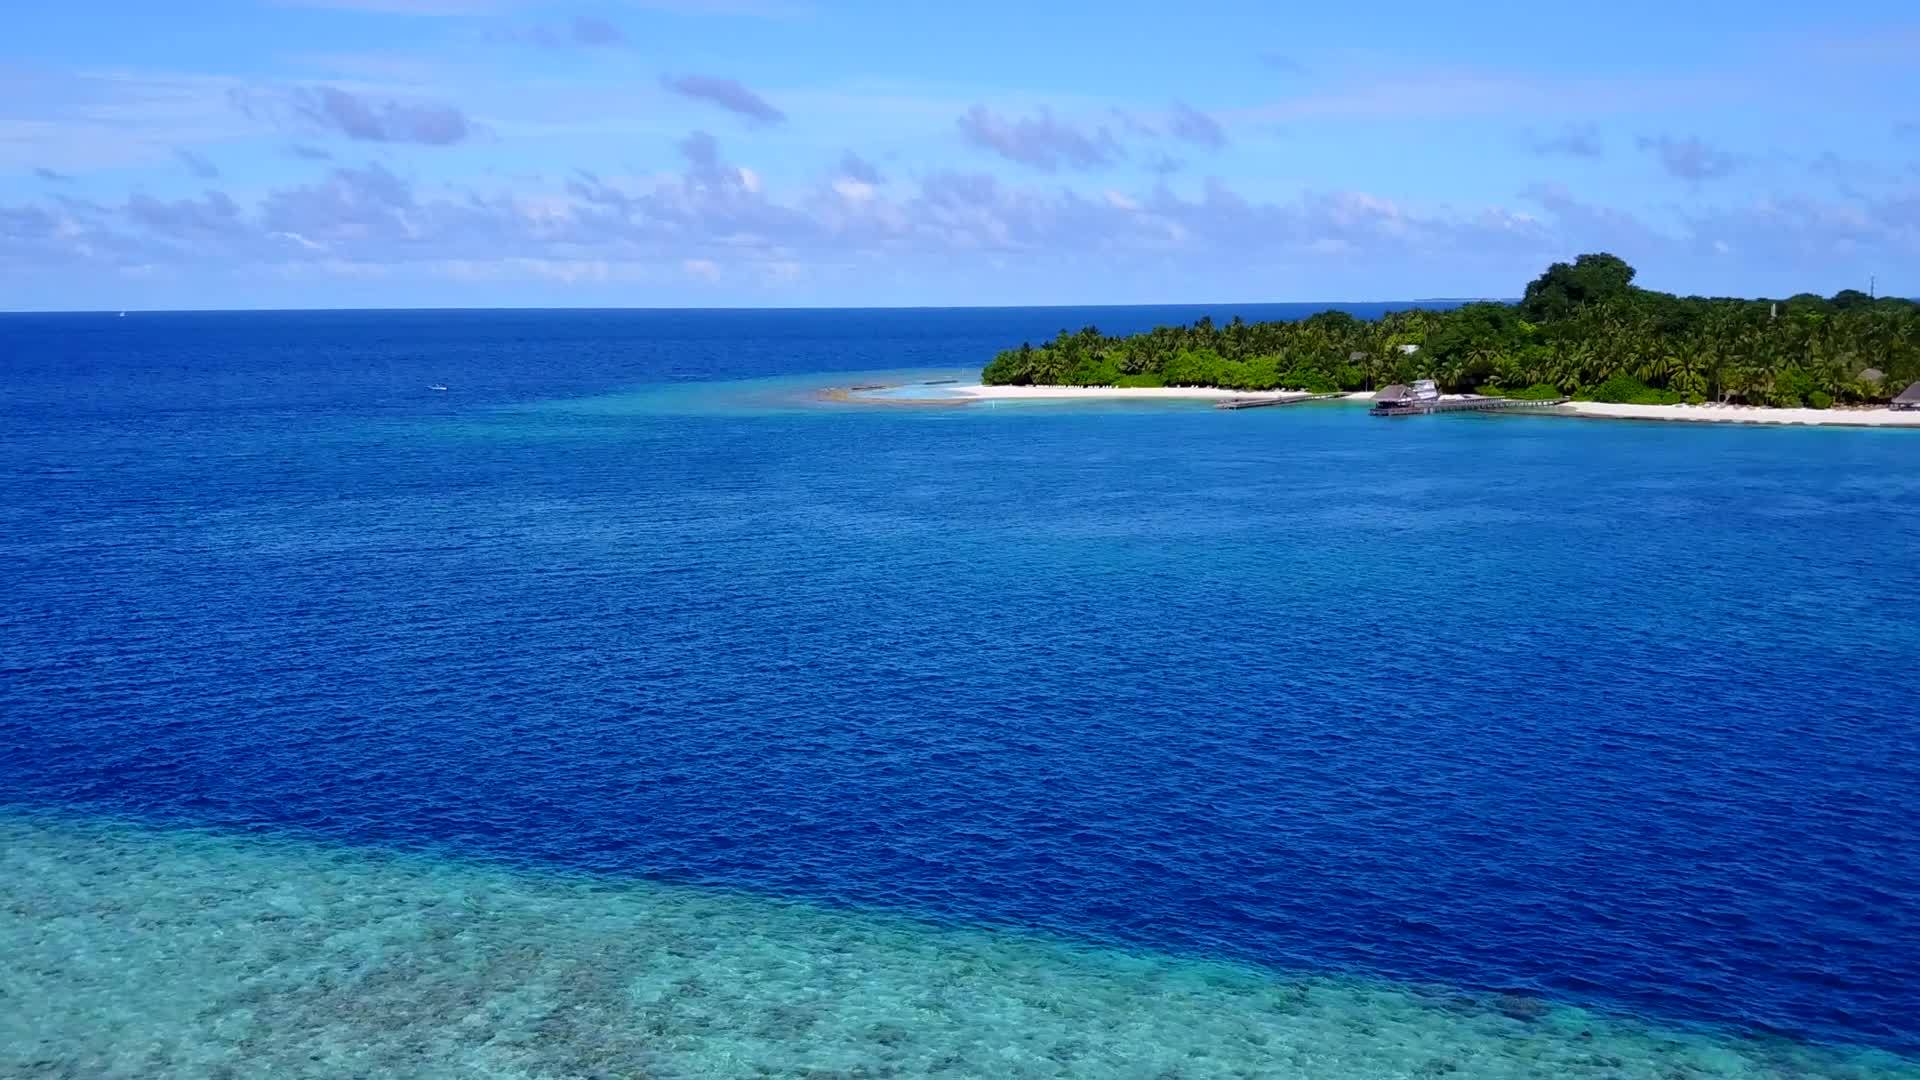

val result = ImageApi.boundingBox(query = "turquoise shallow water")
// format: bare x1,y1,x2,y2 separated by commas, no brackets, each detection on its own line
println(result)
5,814,1914,1080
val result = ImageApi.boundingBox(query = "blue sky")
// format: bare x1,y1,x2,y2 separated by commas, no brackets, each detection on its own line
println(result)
4,0,1918,309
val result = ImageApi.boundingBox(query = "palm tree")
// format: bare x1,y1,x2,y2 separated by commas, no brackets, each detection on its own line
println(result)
1668,347,1708,398
1636,350,1677,389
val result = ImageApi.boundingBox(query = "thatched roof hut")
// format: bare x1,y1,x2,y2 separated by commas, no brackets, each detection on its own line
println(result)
1374,384,1411,404
1857,367,1885,384
1894,381,1920,411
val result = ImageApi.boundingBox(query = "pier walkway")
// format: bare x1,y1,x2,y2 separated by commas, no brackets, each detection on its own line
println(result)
1215,392,1346,411
1370,396,1567,417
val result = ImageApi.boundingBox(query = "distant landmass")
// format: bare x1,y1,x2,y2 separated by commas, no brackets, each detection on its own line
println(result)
983,256,1917,408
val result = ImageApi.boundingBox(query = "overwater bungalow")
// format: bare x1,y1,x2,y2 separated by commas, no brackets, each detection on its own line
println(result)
1894,381,1920,412
1374,384,1411,406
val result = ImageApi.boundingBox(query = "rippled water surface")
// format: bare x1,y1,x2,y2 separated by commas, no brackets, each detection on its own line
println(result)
3,309,1918,1075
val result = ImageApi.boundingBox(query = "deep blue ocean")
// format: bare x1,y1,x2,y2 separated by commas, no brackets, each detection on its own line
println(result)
3,306,1918,1069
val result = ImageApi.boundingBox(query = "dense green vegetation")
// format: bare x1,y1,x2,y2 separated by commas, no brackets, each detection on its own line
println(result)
980,255,1920,406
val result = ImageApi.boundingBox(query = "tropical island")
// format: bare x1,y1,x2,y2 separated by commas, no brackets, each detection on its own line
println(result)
978,256,1920,412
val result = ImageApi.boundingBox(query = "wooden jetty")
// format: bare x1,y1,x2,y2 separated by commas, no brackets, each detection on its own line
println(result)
1216,392,1345,411
1371,396,1567,416
1370,382,1565,416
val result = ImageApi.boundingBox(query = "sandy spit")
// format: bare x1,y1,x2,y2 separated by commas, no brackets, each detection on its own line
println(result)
944,385,1320,401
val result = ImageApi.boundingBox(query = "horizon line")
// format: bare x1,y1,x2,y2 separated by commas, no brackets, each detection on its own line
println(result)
2,298,1511,317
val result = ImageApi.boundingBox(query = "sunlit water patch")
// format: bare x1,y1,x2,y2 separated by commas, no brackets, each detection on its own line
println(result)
518,369,977,417
5,815,1913,1080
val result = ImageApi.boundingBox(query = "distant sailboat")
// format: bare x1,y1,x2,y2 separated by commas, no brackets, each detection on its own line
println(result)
428,384,449,392
117,312,127,318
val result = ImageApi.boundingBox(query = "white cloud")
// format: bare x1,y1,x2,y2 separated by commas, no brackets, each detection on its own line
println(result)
10,138,1917,301
270,230,326,251
832,178,876,202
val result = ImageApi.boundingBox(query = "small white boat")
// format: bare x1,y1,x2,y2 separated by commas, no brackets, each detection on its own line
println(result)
428,384,449,392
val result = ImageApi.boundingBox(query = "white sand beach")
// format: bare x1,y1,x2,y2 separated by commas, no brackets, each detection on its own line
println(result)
835,382,1350,405
942,384,1313,401
1550,401,1920,428
843,383,1920,427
